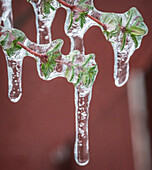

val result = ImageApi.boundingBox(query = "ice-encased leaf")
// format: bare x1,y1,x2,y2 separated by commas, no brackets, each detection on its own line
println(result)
64,51,98,88
100,7,148,87
0,27,26,57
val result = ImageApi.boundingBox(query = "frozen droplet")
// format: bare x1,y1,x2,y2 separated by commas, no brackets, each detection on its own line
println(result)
5,56,23,103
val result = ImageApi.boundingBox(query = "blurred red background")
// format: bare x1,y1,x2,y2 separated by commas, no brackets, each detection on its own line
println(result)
0,0,151,170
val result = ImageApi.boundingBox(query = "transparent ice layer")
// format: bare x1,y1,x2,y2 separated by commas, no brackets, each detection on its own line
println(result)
0,0,148,167
0,0,13,28
74,86,92,166
99,7,148,86
29,0,60,44
64,0,94,53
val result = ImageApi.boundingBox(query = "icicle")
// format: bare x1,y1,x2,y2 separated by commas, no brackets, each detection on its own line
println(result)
29,0,62,80
6,57,23,102
63,1,96,165
0,0,13,28
99,7,148,87
29,0,59,44
0,0,24,102
74,86,92,166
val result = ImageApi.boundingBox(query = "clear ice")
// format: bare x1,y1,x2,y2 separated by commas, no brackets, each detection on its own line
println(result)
99,8,148,86
0,0,24,102
0,0,148,166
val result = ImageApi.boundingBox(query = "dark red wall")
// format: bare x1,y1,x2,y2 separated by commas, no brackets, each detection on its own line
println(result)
0,0,151,170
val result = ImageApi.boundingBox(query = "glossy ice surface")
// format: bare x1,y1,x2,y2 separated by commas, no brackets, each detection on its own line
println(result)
0,0,148,166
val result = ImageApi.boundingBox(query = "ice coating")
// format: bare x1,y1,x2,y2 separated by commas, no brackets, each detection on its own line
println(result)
0,0,23,103
29,0,62,80
62,0,96,165
0,0,13,28
99,7,148,86
0,0,148,167
28,0,97,166
5,57,23,102
63,0,94,53
63,2,148,87
29,0,60,44
74,86,92,166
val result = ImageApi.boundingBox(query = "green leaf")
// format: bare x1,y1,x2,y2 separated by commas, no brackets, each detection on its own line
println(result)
82,64,97,87
75,12,87,28
75,16,81,22
119,17,122,27
43,0,55,14
41,62,51,78
47,42,62,55
130,26,146,36
69,66,75,81
82,54,93,68
11,29,26,42
79,0,87,5
126,10,133,27
65,66,75,82
65,67,70,80
0,33,9,47
121,33,126,51
5,40,22,57
68,11,73,30
74,71,83,86
131,35,138,48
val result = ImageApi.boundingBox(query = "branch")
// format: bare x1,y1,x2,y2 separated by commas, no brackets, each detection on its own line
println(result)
57,0,107,30
17,42,48,63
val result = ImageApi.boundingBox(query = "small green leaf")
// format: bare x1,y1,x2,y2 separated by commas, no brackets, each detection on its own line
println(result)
74,71,83,86
68,11,73,30
65,67,70,80
69,66,75,82
130,26,146,36
43,0,55,14
11,29,26,42
126,10,133,27
121,33,126,51
47,43,61,55
41,62,51,78
0,33,9,47
119,17,122,27
75,12,87,28
75,16,81,22
82,54,93,68
79,0,87,5
131,35,138,48
5,39,22,57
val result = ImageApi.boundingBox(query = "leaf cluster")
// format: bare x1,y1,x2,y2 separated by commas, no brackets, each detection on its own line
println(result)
65,53,98,88
41,42,62,79
121,10,146,51
102,9,147,51
0,29,25,57
43,0,55,14
75,12,88,28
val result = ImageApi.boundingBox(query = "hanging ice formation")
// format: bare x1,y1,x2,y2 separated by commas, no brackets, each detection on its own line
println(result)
0,0,148,166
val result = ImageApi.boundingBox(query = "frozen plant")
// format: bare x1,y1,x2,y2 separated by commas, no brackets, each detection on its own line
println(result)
0,0,148,166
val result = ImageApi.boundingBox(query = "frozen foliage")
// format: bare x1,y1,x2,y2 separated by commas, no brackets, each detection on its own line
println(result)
0,0,148,166
100,7,148,86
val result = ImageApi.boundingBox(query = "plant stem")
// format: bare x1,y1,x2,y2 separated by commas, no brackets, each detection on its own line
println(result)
17,42,46,58
57,0,107,30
